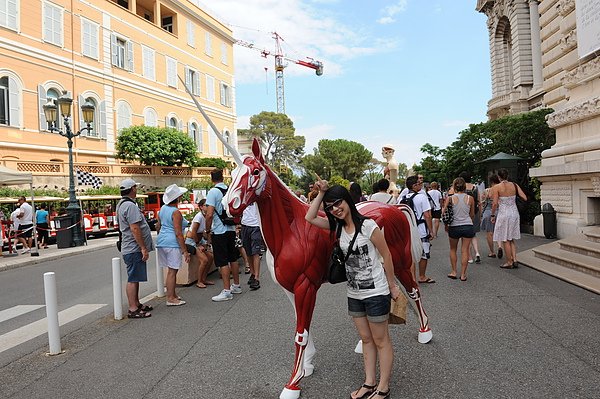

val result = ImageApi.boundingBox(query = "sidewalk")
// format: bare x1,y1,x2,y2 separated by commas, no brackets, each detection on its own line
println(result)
0,236,117,272
1,231,599,399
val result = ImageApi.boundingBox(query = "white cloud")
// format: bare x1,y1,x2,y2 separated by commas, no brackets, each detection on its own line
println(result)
236,114,251,129
203,1,396,83
296,124,336,153
377,0,408,25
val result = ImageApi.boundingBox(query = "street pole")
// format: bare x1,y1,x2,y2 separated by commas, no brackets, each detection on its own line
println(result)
61,121,85,247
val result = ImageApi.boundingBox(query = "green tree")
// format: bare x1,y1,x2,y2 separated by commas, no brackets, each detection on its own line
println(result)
302,139,373,182
116,126,199,166
413,143,448,187
238,111,305,166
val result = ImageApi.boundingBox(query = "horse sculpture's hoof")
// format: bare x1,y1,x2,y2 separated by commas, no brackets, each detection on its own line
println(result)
354,340,363,354
280,387,301,399
418,328,433,344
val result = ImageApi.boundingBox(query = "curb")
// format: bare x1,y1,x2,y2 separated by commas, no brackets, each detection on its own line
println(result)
0,241,117,272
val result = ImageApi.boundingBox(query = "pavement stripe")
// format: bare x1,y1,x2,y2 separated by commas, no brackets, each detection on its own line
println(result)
0,304,106,354
0,305,45,323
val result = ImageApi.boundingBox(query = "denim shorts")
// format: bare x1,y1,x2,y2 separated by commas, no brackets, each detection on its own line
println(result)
448,224,475,239
348,294,391,323
122,251,148,283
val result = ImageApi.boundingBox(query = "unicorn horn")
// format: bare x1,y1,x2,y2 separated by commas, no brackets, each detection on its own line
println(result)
178,75,244,166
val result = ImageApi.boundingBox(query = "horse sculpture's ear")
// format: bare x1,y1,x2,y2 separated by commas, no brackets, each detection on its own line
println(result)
252,138,265,164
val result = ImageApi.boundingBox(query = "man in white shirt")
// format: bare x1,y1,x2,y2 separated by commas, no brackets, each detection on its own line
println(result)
17,197,33,254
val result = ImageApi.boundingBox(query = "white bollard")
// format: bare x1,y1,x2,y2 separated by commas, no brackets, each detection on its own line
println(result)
43,272,62,355
112,257,123,320
155,249,165,297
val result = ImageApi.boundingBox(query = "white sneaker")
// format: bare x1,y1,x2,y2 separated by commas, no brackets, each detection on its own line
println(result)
21,248,31,255
231,284,242,294
212,289,233,302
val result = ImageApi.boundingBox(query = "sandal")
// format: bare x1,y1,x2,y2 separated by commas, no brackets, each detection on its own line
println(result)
368,389,390,399
351,383,376,399
500,263,514,269
128,309,151,318
138,304,153,312
497,248,503,259
196,283,207,288
487,253,496,258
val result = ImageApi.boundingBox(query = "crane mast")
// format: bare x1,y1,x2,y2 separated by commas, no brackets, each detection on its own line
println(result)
236,32,323,114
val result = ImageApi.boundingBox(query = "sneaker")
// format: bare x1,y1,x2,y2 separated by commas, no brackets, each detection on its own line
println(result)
248,274,256,285
212,290,233,302
249,279,260,290
231,284,242,294
21,248,31,255
244,266,251,274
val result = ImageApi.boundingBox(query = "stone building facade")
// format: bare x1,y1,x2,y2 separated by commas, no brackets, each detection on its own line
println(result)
477,0,600,238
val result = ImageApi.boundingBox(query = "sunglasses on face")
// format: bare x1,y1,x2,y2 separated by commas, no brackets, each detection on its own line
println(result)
324,199,343,212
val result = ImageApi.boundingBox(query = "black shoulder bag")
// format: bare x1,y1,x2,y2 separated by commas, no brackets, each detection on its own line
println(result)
116,197,136,252
328,223,361,284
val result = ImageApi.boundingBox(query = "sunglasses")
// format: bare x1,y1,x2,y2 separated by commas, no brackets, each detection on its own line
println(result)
324,199,343,212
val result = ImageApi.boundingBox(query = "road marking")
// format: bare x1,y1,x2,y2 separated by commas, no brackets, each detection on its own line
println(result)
0,305,45,323
0,304,106,354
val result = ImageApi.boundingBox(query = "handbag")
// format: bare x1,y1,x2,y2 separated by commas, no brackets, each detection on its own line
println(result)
328,224,361,284
513,183,528,214
441,200,454,225
389,293,408,325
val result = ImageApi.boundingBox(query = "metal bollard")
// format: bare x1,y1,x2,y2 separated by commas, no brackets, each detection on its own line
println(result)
155,250,165,297
112,257,123,320
43,272,62,355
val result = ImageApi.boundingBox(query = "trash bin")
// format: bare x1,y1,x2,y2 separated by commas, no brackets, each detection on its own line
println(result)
54,215,74,248
541,203,557,239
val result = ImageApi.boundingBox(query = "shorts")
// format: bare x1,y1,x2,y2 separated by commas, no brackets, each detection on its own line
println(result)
421,237,431,259
122,251,148,283
20,224,33,238
37,223,49,241
212,230,240,268
241,225,265,256
431,209,441,219
157,247,183,269
448,224,475,239
348,294,391,323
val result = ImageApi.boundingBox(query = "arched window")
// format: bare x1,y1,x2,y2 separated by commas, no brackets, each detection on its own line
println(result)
196,123,204,152
144,107,157,127
168,116,177,128
116,101,132,132
495,17,513,96
80,96,99,137
46,88,63,131
0,77,9,126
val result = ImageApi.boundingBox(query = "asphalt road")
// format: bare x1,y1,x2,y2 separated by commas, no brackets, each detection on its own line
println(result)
1,233,599,399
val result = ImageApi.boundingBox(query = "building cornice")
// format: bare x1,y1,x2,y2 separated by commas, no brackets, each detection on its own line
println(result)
557,0,575,17
562,56,600,89
546,95,600,128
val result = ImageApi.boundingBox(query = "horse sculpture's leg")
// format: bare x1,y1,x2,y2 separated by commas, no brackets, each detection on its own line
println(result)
280,277,318,399
396,268,432,344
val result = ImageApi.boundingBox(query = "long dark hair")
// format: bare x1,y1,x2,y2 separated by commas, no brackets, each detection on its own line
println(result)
348,182,362,204
322,185,368,235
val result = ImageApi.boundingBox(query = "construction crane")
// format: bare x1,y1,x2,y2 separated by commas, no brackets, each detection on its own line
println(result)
236,32,323,114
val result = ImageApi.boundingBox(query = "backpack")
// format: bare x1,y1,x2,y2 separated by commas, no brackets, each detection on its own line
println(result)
214,186,237,226
116,197,137,252
399,192,427,229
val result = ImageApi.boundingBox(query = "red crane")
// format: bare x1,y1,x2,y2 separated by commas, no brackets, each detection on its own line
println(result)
236,32,323,114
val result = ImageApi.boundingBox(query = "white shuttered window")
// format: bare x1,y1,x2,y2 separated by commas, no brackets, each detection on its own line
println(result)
205,75,215,101
142,45,155,80
186,20,195,47
43,2,63,46
81,18,99,59
0,0,18,31
166,57,177,87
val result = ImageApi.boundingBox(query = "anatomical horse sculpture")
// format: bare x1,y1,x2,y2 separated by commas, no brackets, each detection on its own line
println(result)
181,78,432,399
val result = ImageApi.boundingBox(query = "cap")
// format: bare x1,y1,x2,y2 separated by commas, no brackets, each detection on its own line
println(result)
120,178,138,190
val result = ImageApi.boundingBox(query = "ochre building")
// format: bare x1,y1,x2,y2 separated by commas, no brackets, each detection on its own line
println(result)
0,0,236,187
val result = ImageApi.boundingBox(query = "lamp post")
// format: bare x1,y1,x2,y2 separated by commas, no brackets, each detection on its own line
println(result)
43,91,95,247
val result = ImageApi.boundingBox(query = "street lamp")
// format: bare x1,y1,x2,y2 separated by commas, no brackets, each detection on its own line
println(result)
43,91,94,247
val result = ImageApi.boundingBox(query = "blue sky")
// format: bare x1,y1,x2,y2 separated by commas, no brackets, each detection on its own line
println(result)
204,0,491,167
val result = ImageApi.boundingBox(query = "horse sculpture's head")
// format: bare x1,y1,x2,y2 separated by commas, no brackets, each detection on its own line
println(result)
224,138,268,217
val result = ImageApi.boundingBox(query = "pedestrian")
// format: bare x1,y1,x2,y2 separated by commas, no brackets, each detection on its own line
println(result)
10,207,21,253
305,181,399,399
480,174,501,258
205,169,242,302
16,196,33,254
369,179,394,204
445,177,475,281
185,198,215,289
156,184,190,306
117,178,155,319
491,168,527,269
402,175,435,284
307,183,319,203
349,182,365,204
428,182,443,237
461,172,482,263
35,203,50,249
241,202,265,290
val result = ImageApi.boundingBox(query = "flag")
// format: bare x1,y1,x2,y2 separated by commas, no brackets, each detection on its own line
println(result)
76,169,103,189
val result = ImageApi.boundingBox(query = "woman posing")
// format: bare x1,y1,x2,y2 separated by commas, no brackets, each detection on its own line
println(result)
480,174,501,258
156,184,190,306
444,177,475,281
306,180,400,399
185,198,215,288
491,169,527,269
